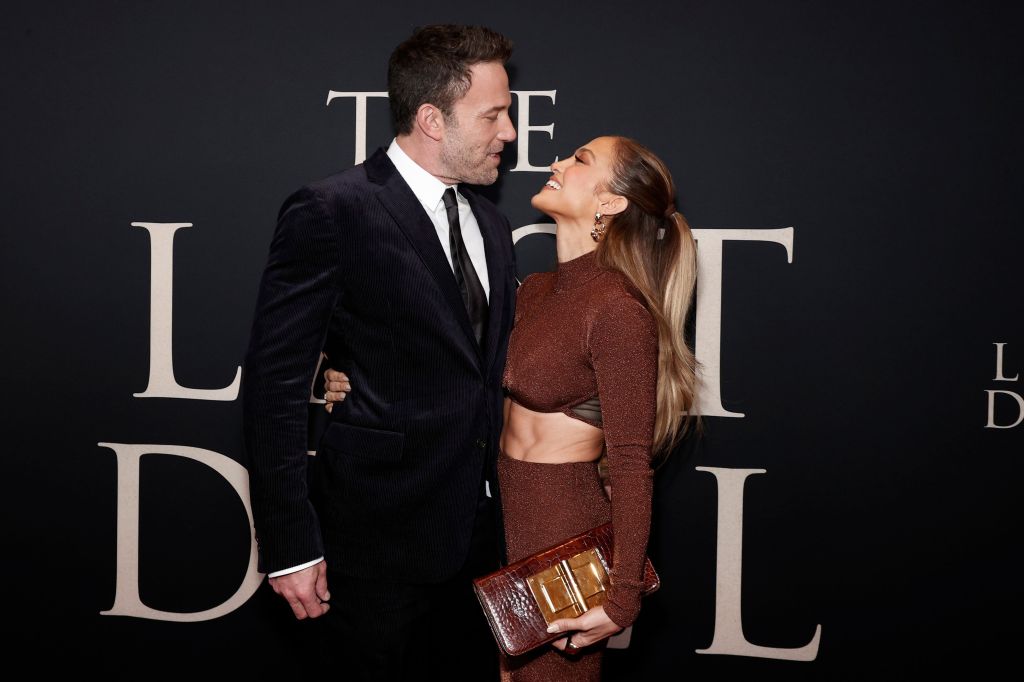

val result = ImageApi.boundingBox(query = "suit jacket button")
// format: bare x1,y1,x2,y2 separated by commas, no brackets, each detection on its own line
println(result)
475,439,487,449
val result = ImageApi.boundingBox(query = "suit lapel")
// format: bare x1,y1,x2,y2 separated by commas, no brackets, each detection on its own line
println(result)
465,189,510,375
366,149,480,355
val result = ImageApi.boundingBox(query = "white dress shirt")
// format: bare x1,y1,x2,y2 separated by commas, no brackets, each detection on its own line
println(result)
385,138,491,300
267,140,492,579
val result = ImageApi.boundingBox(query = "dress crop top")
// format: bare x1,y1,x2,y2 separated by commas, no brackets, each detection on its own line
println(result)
502,249,659,628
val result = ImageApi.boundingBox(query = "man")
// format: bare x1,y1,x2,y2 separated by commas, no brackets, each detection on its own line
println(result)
242,25,517,680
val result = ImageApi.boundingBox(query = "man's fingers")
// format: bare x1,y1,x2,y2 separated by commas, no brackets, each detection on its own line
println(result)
297,591,329,619
326,381,351,392
283,588,329,620
323,369,349,382
316,570,331,603
285,598,328,620
286,597,309,620
324,391,347,403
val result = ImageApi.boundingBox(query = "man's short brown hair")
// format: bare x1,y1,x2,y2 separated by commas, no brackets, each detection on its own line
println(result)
388,25,513,135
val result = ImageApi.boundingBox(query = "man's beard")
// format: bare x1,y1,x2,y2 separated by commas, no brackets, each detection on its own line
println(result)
440,125,499,186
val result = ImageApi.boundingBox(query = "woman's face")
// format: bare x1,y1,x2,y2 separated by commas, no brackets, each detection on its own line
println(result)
531,136,619,221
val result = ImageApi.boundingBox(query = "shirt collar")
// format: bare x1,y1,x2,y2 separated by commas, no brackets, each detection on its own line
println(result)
387,138,459,211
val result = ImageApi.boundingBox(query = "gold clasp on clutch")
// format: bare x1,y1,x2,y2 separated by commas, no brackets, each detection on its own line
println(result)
526,548,610,623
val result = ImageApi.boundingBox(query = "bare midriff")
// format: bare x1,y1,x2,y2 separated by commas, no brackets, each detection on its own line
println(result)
500,397,604,463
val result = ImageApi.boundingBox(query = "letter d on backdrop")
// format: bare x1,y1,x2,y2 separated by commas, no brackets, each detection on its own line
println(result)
97,442,263,621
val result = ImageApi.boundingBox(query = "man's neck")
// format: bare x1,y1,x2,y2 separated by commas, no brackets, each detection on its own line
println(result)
395,134,457,185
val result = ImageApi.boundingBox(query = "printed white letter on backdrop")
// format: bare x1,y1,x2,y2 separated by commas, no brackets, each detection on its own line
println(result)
695,466,821,661
325,91,389,165
510,90,557,172
986,391,1024,428
97,442,263,621
132,222,241,401
691,228,795,418
993,342,1018,382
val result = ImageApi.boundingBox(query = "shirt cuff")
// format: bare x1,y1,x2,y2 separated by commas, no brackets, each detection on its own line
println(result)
267,557,324,578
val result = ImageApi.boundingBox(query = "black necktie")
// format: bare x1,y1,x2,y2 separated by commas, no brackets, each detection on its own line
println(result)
442,187,488,348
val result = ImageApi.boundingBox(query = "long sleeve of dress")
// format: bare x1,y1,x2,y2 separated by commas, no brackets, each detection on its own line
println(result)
588,293,658,628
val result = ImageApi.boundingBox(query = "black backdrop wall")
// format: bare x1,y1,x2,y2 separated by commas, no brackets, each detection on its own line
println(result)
3,1,1021,678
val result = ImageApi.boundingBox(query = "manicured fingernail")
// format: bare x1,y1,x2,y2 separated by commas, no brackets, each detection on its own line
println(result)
547,625,559,633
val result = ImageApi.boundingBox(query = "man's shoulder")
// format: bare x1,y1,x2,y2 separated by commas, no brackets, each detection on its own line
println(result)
273,163,381,225
276,163,380,215
303,163,374,198
295,147,400,203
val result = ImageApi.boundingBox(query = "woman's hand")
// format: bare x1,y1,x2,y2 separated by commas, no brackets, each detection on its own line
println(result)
546,605,623,653
323,369,351,412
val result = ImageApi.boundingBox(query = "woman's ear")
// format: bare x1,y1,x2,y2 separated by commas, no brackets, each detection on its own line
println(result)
415,103,445,142
598,192,629,217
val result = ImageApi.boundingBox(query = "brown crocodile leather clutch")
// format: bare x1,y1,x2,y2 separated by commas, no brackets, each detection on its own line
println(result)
472,522,660,656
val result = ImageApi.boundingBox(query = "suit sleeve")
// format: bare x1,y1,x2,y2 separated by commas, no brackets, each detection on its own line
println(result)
588,291,658,628
242,185,341,574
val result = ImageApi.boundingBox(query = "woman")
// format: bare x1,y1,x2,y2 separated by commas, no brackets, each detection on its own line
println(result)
496,135,699,680
326,136,700,680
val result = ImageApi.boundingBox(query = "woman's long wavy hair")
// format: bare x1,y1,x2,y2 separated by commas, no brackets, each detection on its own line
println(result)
596,137,702,458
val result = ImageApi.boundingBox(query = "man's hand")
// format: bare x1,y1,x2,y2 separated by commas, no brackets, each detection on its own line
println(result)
323,369,351,413
268,561,331,620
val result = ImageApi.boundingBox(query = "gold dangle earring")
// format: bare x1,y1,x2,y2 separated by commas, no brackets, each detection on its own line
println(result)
591,212,606,242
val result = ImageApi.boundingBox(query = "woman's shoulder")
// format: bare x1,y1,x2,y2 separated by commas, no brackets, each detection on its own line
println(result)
591,268,652,317
583,270,658,352
517,270,555,296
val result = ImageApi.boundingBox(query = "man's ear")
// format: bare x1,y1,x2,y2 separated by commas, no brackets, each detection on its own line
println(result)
415,103,445,142
598,192,629,217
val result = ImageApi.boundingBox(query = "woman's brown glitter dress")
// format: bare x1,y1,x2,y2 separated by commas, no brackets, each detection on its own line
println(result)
498,249,658,681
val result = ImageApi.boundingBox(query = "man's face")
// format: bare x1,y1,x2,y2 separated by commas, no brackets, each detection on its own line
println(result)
439,61,516,186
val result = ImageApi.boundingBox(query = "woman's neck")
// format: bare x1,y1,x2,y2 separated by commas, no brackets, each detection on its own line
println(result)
554,216,597,263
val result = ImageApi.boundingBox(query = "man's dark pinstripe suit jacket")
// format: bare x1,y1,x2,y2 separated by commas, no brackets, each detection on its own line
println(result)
242,148,518,583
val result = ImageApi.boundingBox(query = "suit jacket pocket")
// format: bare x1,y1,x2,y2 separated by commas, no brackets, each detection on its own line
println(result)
321,422,405,463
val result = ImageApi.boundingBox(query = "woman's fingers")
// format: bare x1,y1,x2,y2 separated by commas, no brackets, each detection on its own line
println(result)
322,367,351,410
